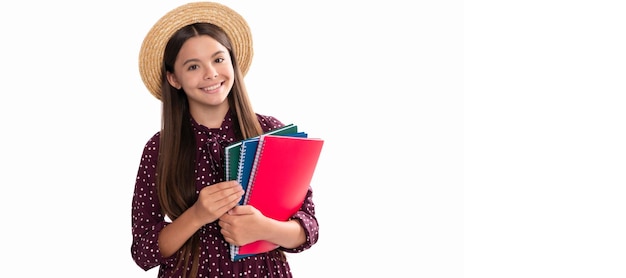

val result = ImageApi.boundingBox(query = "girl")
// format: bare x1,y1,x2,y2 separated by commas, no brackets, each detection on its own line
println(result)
131,2,319,277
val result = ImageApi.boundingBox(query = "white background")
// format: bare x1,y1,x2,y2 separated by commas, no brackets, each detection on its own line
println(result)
0,0,623,277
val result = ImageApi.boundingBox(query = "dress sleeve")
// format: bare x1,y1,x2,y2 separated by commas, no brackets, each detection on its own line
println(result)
279,187,319,253
130,133,176,270
256,114,285,132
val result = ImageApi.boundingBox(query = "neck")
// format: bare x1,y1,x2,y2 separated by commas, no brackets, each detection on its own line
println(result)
189,102,230,128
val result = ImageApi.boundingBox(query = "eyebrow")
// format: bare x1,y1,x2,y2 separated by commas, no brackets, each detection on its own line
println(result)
182,50,227,66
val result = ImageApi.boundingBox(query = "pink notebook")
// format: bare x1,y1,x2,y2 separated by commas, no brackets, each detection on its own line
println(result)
236,134,324,256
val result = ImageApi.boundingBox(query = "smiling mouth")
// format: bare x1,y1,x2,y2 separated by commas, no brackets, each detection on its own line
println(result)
203,82,222,91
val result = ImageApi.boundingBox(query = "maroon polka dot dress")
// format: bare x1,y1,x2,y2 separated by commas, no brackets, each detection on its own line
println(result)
131,110,319,277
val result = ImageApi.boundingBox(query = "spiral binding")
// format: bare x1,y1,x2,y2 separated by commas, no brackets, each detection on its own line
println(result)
224,152,232,180
242,135,266,206
236,144,247,185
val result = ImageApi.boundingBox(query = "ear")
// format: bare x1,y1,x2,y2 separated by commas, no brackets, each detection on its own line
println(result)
166,72,182,90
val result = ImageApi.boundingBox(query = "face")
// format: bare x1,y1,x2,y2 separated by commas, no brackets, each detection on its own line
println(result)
166,35,234,112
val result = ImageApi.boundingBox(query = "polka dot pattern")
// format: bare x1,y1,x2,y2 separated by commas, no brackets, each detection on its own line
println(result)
130,110,319,277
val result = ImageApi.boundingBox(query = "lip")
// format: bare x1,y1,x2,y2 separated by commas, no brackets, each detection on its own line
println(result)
202,81,223,93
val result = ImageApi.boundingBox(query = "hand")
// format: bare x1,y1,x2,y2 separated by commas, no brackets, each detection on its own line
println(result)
190,181,244,226
219,205,268,246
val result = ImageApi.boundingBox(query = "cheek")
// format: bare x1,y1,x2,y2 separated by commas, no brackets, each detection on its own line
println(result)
222,65,235,78
178,72,202,86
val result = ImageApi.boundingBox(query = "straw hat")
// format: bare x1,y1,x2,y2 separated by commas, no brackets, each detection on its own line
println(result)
138,2,253,100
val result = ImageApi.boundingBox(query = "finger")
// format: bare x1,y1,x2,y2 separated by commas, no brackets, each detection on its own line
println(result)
228,205,252,216
221,234,234,244
213,192,244,214
219,225,233,238
201,181,241,195
213,184,244,200
215,180,241,191
218,219,227,228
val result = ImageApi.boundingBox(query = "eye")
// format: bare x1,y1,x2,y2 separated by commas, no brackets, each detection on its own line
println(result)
187,64,199,71
215,57,225,63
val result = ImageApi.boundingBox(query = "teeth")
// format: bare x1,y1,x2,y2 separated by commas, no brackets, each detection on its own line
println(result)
204,84,220,91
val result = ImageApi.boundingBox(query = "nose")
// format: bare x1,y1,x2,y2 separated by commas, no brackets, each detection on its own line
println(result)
205,65,218,79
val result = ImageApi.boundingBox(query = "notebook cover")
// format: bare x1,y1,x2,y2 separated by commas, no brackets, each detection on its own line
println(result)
230,132,309,260
237,135,324,256
225,124,299,261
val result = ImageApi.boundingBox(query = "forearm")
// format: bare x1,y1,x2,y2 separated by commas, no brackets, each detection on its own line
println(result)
263,218,306,249
158,209,204,257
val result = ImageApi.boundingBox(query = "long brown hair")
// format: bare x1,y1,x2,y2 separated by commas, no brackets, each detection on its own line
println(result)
156,23,263,278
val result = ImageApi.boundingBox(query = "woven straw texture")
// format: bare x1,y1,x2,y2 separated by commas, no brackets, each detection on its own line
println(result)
138,2,253,100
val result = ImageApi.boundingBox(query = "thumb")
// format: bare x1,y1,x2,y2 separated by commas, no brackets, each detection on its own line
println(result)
228,205,253,216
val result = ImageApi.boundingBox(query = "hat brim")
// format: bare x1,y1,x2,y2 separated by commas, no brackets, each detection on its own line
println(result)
138,2,253,100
